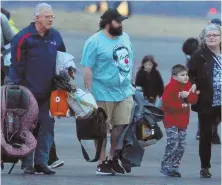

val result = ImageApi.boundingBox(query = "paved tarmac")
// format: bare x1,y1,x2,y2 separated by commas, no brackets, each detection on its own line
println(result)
1,32,221,185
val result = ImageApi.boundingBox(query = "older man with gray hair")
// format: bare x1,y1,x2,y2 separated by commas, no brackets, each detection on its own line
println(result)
6,2,66,175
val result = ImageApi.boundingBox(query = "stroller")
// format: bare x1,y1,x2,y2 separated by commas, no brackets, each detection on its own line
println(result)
1,85,39,174
114,89,165,173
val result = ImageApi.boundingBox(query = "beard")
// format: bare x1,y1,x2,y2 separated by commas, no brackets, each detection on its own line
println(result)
108,23,123,36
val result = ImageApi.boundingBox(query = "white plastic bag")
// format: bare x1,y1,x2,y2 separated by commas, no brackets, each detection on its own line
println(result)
67,88,98,118
56,51,77,75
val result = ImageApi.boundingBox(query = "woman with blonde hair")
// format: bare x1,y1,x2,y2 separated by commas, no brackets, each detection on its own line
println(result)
188,24,221,178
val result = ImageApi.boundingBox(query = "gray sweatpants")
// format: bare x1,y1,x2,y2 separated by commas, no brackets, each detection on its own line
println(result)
161,126,187,172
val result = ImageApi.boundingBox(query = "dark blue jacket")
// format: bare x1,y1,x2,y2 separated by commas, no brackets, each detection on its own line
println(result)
8,22,66,101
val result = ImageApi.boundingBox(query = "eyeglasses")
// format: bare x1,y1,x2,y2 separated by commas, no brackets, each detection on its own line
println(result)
206,34,221,38
41,15,55,20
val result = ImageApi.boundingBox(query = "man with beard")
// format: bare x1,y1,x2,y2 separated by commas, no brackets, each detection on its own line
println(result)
81,9,135,175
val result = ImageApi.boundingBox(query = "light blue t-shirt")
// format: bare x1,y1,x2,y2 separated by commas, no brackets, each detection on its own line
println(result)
80,30,135,101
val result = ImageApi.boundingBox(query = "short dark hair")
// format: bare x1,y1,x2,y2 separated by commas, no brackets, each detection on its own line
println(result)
172,64,188,76
182,37,199,56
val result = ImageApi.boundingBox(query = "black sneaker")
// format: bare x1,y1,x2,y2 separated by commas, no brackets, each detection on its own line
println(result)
108,158,125,174
200,168,212,178
96,161,115,175
34,165,56,175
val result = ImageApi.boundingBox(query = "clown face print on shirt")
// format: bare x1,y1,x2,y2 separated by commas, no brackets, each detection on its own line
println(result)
113,45,131,83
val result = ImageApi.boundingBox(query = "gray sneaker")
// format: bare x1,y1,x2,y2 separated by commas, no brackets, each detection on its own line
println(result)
48,160,64,169
23,166,35,174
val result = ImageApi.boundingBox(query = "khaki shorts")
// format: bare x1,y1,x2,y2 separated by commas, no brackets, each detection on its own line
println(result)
97,96,134,130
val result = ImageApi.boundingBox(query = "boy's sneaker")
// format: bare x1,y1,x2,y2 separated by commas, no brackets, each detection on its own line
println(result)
171,168,182,177
172,171,182,177
108,158,125,174
48,160,64,169
200,168,212,178
160,168,174,176
161,168,182,177
96,160,115,175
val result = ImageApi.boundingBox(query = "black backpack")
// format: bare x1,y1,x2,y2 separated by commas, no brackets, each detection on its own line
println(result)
75,107,107,162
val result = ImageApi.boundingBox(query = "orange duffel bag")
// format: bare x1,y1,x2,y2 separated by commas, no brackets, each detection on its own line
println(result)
49,90,70,117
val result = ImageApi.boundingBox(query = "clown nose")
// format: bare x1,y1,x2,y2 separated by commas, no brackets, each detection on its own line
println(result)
125,58,129,64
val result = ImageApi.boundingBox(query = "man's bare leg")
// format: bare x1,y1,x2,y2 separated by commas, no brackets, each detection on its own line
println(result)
107,125,126,174
109,125,125,159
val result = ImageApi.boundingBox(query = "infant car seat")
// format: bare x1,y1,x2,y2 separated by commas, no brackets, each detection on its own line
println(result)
1,85,39,174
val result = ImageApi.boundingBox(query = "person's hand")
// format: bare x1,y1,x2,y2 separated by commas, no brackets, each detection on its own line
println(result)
83,67,92,92
148,96,155,103
84,78,92,92
179,91,190,98
136,86,143,91
196,90,200,95
182,103,188,108
189,84,197,93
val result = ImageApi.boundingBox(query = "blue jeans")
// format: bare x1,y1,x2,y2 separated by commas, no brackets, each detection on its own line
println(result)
22,99,55,166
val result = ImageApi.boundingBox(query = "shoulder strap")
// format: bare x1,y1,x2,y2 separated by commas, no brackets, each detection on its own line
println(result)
78,137,104,162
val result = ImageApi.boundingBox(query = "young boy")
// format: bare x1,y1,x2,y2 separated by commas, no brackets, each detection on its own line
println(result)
160,64,199,177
